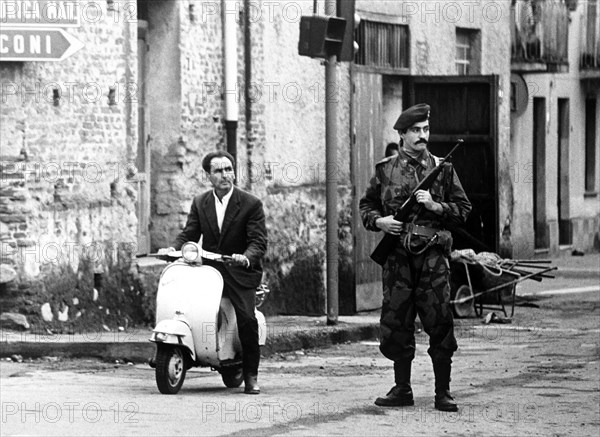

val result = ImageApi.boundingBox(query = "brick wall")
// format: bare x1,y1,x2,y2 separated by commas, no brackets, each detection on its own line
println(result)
0,1,141,331
258,1,353,314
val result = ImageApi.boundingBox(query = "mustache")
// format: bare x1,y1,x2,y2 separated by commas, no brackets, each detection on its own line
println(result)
416,139,429,145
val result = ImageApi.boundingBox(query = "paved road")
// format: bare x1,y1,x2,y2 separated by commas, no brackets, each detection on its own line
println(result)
1,282,599,436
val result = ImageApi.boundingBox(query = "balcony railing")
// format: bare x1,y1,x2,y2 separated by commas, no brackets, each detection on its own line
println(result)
581,0,599,69
511,0,569,69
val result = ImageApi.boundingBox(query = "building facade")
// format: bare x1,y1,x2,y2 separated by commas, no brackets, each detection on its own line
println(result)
510,0,600,257
1,1,597,328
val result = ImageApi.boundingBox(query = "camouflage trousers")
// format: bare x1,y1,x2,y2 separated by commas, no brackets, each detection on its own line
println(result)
379,244,457,363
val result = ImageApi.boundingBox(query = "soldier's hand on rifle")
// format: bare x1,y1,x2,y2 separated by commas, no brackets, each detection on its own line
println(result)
415,190,442,214
375,216,404,235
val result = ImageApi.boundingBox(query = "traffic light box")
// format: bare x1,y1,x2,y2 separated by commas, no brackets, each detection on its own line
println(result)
297,1,359,61
298,15,346,59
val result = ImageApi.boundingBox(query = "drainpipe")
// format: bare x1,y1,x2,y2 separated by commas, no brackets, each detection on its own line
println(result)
222,0,238,164
244,0,252,190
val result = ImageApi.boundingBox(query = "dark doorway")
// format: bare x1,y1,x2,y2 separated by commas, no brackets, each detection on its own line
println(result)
533,98,547,249
558,98,571,246
407,76,499,253
585,98,597,193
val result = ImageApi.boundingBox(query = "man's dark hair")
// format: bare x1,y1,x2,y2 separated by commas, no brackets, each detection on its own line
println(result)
385,142,400,157
202,151,236,173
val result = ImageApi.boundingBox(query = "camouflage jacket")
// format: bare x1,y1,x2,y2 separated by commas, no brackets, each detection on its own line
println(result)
359,148,472,232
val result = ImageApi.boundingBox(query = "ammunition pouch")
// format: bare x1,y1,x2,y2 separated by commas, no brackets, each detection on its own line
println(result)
436,230,453,257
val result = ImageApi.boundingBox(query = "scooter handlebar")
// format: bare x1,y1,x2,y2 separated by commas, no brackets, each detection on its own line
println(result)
143,247,234,263
140,251,182,261
200,250,231,263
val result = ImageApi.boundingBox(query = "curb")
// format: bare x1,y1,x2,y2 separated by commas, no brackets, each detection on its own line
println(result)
262,323,380,357
1,323,380,363
1,341,154,363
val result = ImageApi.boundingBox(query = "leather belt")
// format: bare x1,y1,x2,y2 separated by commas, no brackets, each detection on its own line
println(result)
401,224,439,239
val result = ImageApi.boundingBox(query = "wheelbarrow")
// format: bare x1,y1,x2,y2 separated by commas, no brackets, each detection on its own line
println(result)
449,257,557,318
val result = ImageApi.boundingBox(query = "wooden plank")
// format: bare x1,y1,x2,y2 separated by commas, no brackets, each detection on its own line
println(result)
352,70,384,312
136,26,151,255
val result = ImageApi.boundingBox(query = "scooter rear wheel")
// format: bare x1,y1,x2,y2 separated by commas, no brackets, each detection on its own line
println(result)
155,345,187,394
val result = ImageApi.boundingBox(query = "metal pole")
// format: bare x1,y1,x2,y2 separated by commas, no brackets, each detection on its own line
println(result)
325,0,338,325
222,0,238,163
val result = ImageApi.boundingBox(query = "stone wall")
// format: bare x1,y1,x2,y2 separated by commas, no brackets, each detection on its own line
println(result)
0,1,141,331
146,1,354,315
151,0,254,248
258,1,353,314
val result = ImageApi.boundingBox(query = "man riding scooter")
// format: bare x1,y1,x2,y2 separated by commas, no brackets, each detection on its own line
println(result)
159,150,267,395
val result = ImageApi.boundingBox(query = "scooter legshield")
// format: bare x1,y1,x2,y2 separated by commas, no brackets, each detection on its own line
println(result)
155,262,224,367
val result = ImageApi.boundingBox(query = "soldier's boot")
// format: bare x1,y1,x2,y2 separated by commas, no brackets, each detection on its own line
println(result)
433,361,458,412
374,360,414,407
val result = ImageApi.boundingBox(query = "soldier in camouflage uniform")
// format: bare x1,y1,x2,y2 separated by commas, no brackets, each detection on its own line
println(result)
359,103,471,412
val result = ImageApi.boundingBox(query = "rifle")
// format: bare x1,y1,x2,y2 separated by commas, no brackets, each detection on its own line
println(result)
370,139,464,266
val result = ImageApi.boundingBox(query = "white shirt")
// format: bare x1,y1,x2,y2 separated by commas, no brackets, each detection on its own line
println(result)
213,187,234,232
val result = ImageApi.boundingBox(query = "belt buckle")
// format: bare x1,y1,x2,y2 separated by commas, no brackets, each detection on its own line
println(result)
413,225,427,237
414,225,437,238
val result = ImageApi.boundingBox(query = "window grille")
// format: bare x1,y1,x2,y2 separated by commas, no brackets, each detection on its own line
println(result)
456,30,472,75
355,20,409,70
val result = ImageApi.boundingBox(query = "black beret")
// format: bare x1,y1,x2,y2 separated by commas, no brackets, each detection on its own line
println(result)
393,103,431,131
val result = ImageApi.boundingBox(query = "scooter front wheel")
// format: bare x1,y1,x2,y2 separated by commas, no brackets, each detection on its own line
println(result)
155,345,187,394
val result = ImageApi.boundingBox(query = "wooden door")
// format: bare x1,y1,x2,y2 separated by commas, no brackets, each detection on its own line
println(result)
352,70,384,312
407,75,500,252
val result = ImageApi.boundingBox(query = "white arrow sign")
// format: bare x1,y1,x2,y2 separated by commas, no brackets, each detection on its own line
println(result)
0,27,84,61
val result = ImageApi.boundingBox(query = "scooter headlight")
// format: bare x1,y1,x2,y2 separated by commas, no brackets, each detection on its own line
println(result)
181,242,201,263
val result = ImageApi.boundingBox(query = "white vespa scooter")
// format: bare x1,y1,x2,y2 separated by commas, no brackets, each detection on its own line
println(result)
149,242,268,394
